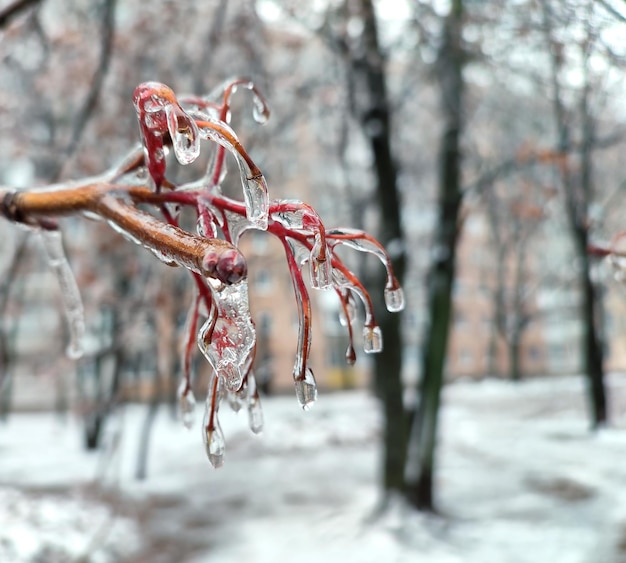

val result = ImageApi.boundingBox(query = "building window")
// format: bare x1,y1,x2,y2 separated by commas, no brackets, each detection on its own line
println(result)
254,269,273,294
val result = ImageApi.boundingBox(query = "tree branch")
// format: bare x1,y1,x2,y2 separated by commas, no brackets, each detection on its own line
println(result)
0,0,42,28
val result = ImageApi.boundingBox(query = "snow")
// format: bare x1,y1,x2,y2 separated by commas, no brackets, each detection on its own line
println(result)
2,374,626,562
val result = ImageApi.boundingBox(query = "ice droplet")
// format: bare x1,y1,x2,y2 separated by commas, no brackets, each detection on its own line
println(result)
252,95,270,124
227,388,245,413
384,286,405,312
294,368,317,410
197,280,256,393
203,421,226,468
310,237,332,290
363,326,383,354
39,230,85,359
196,197,218,239
243,174,269,230
166,105,201,165
177,382,196,429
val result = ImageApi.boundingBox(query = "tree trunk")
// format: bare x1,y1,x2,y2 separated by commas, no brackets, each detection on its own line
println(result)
577,227,607,426
342,0,407,496
405,0,464,512
539,0,607,427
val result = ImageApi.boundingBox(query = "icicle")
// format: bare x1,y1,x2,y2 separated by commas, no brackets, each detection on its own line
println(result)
197,280,256,393
39,230,85,359
177,380,196,429
363,326,383,354
294,367,317,410
247,372,264,434
384,286,405,313
166,104,201,165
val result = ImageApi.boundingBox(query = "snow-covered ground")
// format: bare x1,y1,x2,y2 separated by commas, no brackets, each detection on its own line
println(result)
2,374,626,562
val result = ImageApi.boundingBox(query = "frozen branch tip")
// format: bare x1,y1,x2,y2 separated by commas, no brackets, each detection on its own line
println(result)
0,79,404,467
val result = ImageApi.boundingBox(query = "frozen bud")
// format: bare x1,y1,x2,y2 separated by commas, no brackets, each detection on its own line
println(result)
212,248,247,285
294,367,318,411
384,286,405,312
363,326,383,354
202,250,220,277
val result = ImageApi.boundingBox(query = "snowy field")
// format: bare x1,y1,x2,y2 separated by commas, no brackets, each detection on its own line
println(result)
3,375,626,562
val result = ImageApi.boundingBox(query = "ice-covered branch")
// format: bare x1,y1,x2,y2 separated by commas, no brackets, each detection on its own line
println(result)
0,79,403,467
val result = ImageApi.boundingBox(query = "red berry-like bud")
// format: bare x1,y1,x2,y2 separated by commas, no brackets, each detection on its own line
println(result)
202,251,220,277
215,249,247,285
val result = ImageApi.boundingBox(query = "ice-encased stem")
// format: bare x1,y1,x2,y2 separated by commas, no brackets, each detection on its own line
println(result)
284,240,317,408
196,119,269,230
39,230,85,359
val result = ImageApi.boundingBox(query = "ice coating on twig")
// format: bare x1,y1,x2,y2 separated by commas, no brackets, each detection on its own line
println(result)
197,280,256,393
271,200,306,230
39,230,85,359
